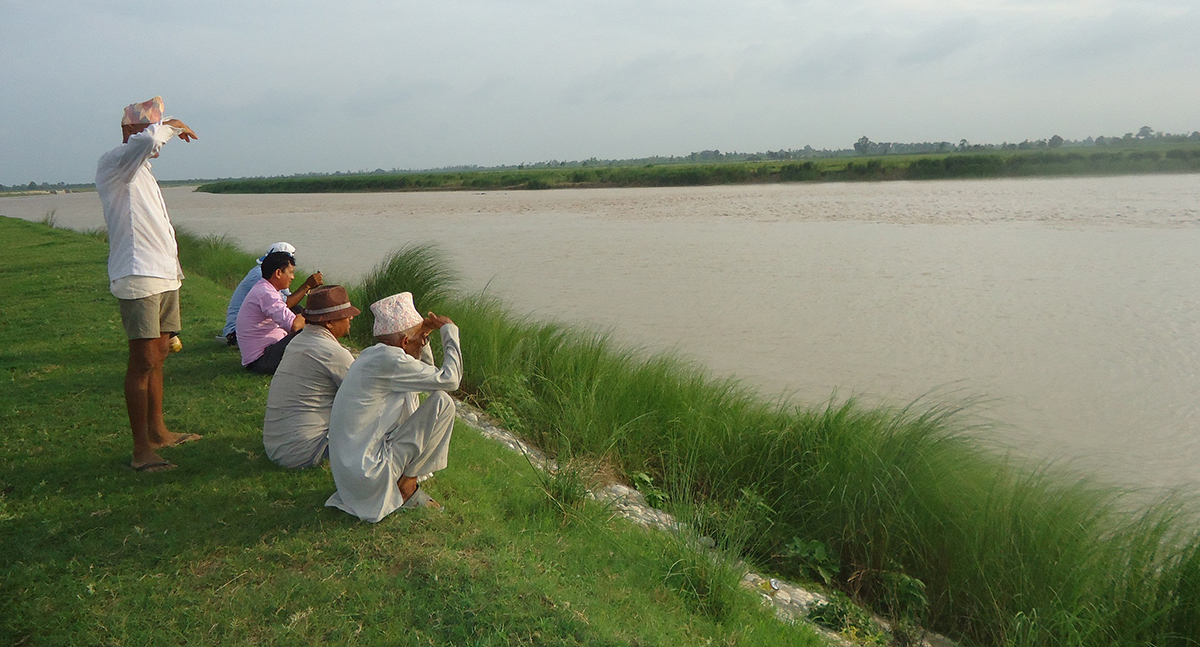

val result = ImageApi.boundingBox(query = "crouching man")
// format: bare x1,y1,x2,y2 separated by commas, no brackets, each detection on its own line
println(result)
262,285,360,469
326,292,462,522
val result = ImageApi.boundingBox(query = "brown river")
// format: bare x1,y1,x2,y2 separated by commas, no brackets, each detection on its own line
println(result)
6,174,1200,492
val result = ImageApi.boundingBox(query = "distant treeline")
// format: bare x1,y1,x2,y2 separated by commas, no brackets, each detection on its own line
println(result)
197,148,1200,194
8,125,1200,192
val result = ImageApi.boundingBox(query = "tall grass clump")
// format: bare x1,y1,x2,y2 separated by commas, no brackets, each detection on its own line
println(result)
658,531,754,622
174,228,259,290
345,243,459,346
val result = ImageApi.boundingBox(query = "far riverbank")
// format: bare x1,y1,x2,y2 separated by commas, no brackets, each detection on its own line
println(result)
195,147,1200,194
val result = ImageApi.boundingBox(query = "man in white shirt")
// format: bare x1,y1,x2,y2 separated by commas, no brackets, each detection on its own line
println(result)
96,96,199,473
326,292,462,522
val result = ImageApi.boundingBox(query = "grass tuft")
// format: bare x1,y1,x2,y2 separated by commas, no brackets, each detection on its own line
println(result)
533,458,592,518
174,228,259,290
660,536,749,621
346,244,459,346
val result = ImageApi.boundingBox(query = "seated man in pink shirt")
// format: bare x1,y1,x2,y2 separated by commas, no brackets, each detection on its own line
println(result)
235,251,320,374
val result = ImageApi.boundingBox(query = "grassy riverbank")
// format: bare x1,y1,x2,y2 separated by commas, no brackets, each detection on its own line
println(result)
0,218,818,646
172,229,1200,645
195,147,1200,194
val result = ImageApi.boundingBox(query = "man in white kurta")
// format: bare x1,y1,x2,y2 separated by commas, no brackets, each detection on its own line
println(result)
326,292,462,522
263,285,359,468
96,96,199,472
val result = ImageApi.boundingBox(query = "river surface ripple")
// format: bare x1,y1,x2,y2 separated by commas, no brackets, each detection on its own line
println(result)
7,174,1200,493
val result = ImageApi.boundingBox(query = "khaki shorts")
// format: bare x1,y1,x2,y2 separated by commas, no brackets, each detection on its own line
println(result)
118,290,182,340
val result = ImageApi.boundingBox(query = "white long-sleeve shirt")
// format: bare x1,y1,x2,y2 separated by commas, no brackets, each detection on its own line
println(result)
96,123,184,298
326,325,461,522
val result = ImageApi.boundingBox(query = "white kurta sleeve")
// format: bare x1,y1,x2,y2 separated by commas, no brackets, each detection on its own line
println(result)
377,324,463,394
106,124,181,185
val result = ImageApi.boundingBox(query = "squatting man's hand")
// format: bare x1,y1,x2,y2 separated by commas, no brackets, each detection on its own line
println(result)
399,312,453,359
420,311,453,332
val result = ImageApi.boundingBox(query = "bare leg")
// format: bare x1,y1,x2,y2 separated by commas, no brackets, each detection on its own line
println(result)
397,475,441,509
144,335,181,447
127,336,172,470
127,334,196,469
398,475,419,500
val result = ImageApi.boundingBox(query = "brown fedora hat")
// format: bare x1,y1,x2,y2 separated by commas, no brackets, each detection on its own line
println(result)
303,285,361,322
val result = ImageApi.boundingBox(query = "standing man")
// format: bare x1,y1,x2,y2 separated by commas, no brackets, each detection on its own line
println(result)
96,96,200,473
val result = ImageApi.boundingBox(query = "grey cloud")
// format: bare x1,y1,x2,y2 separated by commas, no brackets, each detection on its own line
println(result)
561,52,724,105
2,0,1198,184
783,32,890,91
896,18,984,65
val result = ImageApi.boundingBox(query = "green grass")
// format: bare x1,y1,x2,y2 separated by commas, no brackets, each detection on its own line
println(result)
0,217,819,646
195,147,1200,194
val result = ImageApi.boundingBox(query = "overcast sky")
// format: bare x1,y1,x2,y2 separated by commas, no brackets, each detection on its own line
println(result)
2,0,1197,185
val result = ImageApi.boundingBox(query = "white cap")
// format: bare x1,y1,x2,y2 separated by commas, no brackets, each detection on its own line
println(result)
266,242,296,256
371,292,424,337
257,242,297,264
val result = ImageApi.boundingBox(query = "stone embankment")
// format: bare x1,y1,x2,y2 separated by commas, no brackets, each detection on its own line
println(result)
453,399,957,647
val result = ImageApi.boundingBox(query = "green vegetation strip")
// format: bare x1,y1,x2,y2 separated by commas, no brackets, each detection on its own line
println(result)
196,148,1200,193
0,218,817,646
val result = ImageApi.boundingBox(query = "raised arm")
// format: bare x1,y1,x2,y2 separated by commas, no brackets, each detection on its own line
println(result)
104,123,181,184
384,323,462,393
285,272,323,309
161,118,198,142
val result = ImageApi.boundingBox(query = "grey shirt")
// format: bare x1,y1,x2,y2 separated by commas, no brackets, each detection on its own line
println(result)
263,326,355,468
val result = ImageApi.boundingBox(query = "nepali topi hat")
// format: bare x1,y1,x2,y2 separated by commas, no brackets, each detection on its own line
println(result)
303,285,360,323
371,292,423,337
122,96,164,126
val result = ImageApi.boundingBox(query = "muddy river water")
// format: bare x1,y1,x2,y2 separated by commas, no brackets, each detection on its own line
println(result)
7,174,1200,492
